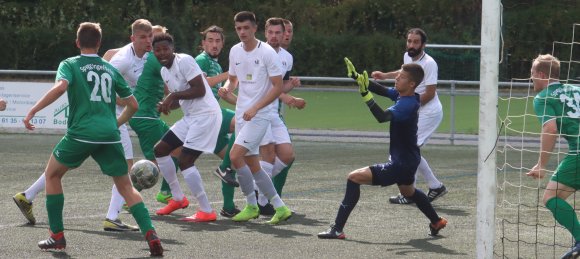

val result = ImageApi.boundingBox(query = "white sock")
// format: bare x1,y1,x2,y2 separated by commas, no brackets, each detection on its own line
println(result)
271,157,288,178
156,155,184,201
235,165,257,206
24,172,46,201
417,156,442,189
254,169,285,208
182,166,212,213
106,185,125,220
257,161,274,205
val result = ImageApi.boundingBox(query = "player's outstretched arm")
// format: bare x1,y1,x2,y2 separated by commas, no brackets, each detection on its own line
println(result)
23,80,68,130
117,96,138,127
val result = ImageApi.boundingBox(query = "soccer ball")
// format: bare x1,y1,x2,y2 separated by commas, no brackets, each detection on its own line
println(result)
129,160,160,190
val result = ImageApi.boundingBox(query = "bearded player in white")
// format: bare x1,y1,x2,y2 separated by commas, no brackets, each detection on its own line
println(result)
371,28,447,204
218,11,292,224
12,19,154,231
152,32,222,222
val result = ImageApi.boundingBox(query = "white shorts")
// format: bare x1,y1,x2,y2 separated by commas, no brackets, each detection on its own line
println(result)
417,111,443,147
119,124,133,160
235,116,270,156
260,115,291,146
170,113,222,153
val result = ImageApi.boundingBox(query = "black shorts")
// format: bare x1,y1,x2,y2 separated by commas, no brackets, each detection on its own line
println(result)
370,162,417,186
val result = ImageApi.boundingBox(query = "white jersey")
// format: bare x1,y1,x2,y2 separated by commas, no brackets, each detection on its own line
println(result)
403,52,442,115
160,53,220,117
109,43,148,115
228,41,284,121
278,48,293,74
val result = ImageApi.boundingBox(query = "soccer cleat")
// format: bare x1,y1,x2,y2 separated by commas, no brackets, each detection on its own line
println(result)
155,197,189,215
220,207,241,218
317,224,346,239
266,205,292,225
213,167,240,187
389,193,414,204
156,191,172,204
38,231,66,250
145,229,163,257
232,204,259,222
562,240,580,259
258,203,275,216
13,192,36,225
429,217,448,236
427,185,448,202
180,210,217,222
103,218,139,232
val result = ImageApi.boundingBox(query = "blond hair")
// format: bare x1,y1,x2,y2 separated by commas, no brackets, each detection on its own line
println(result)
131,19,152,35
533,54,560,80
152,25,168,35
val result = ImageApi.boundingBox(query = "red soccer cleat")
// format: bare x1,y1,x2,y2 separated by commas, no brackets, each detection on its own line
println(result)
155,197,189,215
180,210,217,222
145,229,163,257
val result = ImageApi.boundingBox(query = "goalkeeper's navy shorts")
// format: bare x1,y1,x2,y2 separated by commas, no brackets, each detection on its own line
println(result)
369,162,418,186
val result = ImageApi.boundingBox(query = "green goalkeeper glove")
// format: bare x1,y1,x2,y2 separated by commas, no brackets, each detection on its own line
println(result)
344,57,373,102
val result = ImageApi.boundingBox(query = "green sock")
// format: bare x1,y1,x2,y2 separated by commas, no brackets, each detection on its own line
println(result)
46,193,65,233
159,157,178,194
546,197,580,241
221,172,236,210
129,202,154,235
220,133,236,210
273,160,293,196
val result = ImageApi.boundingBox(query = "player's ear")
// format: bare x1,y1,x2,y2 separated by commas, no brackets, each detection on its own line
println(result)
75,39,81,49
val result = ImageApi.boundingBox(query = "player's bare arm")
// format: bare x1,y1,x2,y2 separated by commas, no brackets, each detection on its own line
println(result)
102,48,120,62
527,120,558,179
281,76,300,93
371,70,400,80
206,71,229,88
23,80,68,130
117,95,138,127
420,84,437,105
280,93,306,109
158,75,206,114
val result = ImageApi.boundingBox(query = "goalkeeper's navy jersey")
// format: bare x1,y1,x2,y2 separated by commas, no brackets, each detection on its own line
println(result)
385,90,421,169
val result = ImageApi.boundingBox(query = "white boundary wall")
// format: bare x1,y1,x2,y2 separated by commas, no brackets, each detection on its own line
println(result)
0,82,68,133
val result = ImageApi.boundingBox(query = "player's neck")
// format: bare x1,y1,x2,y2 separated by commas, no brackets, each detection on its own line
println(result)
242,38,259,52
80,48,98,55
411,51,425,62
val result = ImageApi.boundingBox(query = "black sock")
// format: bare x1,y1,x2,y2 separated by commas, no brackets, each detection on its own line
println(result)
334,180,360,231
411,189,440,224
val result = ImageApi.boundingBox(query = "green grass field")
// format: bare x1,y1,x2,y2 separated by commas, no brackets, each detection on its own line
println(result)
161,90,540,135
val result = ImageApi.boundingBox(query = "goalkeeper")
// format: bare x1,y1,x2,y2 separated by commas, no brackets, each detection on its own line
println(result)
318,58,447,239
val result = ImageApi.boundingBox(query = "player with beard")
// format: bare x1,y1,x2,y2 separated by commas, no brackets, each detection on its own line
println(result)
370,28,447,205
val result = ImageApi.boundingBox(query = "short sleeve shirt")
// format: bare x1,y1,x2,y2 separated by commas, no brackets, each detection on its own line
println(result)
228,41,284,120
56,54,132,142
195,51,223,99
403,52,442,114
160,53,220,117
534,82,580,152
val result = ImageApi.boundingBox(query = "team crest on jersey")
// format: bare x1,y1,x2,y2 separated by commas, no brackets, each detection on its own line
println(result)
246,74,253,80
254,59,260,65
282,61,287,67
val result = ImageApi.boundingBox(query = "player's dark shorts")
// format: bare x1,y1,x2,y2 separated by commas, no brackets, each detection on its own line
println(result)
370,162,418,186
53,135,127,176
129,118,171,161
213,107,235,154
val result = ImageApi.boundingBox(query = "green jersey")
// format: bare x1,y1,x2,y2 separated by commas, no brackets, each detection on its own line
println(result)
534,82,580,152
133,53,165,119
56,54,132,142
195,51,222,99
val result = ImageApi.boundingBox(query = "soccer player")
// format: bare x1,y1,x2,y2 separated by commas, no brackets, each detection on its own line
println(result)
218,11,292,224
194,25,241,218
12,20,163,232
318,59,447,239
281,19,293,50
21,22,162,256
525,54,580,259
152,33,222,222
257,17,303,215
371,28,447,204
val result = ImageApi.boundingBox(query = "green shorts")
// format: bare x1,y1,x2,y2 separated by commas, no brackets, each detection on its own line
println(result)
129,118,170,161
550,154,580,190
213,108,235,154
53,135,127,176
